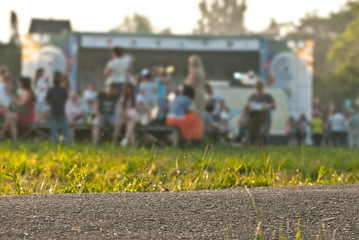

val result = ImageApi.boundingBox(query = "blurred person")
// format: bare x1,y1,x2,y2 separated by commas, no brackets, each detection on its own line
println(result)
237,110,249,145
297,114,311,146
329,109,346,147
312,113,324,147
92,83,118,145
112,83,140,146
184,55,206,124
0,66,9,82
204,83,223,131
166,85,202,141
83,82,98,117
134,74,143,93
65,93,85,124
156,67,171,120
61,74,72,93
46,72,70,143
0,75,12,116
104,47,130,97
219,103,231,142
0,77,35,141
34,68,50,122
348,109,359,148
285,117,297,146
243,81,275,146
139,71,157,111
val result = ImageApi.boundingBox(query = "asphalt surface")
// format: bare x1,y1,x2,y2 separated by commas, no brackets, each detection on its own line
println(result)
0,185,358,239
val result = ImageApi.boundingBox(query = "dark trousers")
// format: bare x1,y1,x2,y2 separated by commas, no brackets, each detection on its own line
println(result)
312,134,323,147
330,131,346,147
50,115,71,143
249,114,270,146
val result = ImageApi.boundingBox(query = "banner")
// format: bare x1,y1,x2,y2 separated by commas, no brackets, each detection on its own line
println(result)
22,33,78,91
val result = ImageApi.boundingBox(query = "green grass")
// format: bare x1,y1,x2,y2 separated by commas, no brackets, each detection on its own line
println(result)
1,142,359,195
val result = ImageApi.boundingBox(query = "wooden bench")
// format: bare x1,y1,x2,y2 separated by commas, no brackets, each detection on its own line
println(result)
17,122,181,147
137,125,181,148
0,120,181,147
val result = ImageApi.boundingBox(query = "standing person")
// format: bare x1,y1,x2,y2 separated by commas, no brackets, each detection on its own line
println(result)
0,77,35,141
312,113,324,147
156,67,171,120
104,47,129,97
184,55,206,123
92,83,118,145
348,109,359,148
0,75,12,115
285,117,297,146
297,114,311,146
46,72,71,143
329,109,346,147
139,72,157,112
34,68,50,122
112,83,140,146
0,66,9,82
243,81,276,146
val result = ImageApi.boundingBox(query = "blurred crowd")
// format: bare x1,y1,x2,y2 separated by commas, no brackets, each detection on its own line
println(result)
2,46,356,148
0,47,233,146
284,102,359,148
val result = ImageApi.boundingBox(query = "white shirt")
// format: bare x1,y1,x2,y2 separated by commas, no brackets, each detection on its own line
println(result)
206,91,223,116
329,113,346,132
36,77,49,102
83,89,98,114
139,82,157,104
106,58,129,84
0,82,10,107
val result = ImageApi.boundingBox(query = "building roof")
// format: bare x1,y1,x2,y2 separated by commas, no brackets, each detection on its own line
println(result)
29,18,72,34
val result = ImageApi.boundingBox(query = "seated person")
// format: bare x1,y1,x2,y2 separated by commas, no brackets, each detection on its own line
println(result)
112,83,140,146
139,71,157,112
0,77,35,141
204,83,224,131
0,75,12,117
92,83,119,144
219,104,232,141
65,93,85,124
166,85,202,141
83,82,98,118
136,92,151,125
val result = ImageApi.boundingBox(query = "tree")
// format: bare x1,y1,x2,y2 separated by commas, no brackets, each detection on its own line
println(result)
283,2,359,101
328,14,359,98
110,13,153,34
262,18,281,39
9,10,20,46
194,0,247,34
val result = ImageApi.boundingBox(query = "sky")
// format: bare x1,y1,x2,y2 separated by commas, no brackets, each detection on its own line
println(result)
0,0,349,42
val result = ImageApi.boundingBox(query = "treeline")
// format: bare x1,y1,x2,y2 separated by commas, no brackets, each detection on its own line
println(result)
110,0,359,101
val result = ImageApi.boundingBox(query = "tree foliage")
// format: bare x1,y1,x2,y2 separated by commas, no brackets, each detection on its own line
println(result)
110,13,153,34
328,13,359,97
282,2,359,100
194,0,247,34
